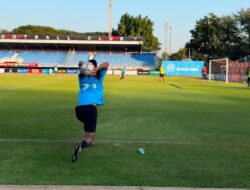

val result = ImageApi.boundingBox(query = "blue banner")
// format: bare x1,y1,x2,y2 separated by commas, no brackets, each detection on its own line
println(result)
42,68,54,74
66,69,79,74
17,68,29,73
162,61,204,76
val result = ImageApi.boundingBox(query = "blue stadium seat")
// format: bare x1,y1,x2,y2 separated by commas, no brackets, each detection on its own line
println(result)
17,51,68,66
0,51,15,59
95,52,156,68
71,52,89,66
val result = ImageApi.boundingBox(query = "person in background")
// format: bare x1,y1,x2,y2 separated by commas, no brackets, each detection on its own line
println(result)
247,67,250,87
159,64,165,83
202,65,207,80
120,67,126,80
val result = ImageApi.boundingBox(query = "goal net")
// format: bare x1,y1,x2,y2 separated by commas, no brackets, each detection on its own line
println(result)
209,58,229,83
209,58,248,83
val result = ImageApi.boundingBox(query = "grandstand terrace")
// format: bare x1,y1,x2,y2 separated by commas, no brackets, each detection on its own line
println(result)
0,34,156,70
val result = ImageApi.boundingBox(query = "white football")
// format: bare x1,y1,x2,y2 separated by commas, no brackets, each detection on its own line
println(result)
80,62,95,74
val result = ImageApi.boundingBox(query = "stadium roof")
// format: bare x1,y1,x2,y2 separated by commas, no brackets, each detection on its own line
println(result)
0,34,143,51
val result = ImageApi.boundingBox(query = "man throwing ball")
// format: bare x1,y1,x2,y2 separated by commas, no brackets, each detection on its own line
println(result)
72,59,109,162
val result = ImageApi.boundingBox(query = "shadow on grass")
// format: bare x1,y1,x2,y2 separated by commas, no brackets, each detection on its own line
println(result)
168,83,183,89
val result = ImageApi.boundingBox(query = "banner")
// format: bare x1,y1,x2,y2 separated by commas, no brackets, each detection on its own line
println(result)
56,69,66,74
0,62,38,67
42,69,49,74
5,68,17,73
162,61,204,76
0,34,142,42
149,70,159,75
137,70,149,75
17,68,29,73
29,68,42,74
66,69,79,74
125,71,137,75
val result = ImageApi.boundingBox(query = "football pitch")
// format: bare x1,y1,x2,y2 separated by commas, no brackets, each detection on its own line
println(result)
0,74,249,188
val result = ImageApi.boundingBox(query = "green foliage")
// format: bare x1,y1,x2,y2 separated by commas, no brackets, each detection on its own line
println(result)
169,48,187,60
6,25,107,37
116,13,161,52
186,9,250,61
0,29,10,34
11,25,60,35
161,51,169,61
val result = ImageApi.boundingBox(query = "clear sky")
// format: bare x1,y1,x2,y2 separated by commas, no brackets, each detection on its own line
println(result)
0,0,249,53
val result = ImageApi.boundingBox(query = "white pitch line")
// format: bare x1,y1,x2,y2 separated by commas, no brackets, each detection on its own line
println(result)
0,185,248,190
0,138,249,147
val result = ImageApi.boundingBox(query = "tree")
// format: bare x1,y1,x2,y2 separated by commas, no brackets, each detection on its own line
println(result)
161,51,169,60
169,48,187,60
10,25,107,37
236,8,250,56
186,9,250,61
11,25,60,35
0,29,9,34
116,13,160,52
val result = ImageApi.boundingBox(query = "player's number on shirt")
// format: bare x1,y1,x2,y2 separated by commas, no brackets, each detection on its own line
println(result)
82,84,97,91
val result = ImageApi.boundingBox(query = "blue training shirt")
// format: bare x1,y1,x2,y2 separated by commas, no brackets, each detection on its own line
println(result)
77,69,107,106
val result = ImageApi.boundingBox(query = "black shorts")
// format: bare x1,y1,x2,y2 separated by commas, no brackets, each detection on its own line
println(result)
160,74,164,77
75,105,97,133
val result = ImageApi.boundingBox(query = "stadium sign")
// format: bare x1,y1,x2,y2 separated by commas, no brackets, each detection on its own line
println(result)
162,61,204,76
0,34,142,41
137,70,149,75
17,68,29,73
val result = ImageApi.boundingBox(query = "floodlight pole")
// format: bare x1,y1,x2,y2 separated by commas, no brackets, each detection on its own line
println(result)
209,60,211,81
169,25,172,55
164,23,168,53
226,58,228,83
108,0,112,38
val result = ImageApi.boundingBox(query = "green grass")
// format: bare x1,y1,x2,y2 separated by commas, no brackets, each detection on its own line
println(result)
0,74,250,187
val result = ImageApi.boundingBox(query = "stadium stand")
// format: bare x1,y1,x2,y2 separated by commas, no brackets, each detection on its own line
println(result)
17,51,68,66
0,50,156,69
70,51,89,66
0,35,156,70
94,52,156,69
0,51,15,59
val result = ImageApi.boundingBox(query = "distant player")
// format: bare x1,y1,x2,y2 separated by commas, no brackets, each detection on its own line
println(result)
159,64,165,83
72,59,109,163
120,67,126,80
202,65,207,80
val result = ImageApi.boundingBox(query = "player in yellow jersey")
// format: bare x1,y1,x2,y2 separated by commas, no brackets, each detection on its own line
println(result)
159,64,165,83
